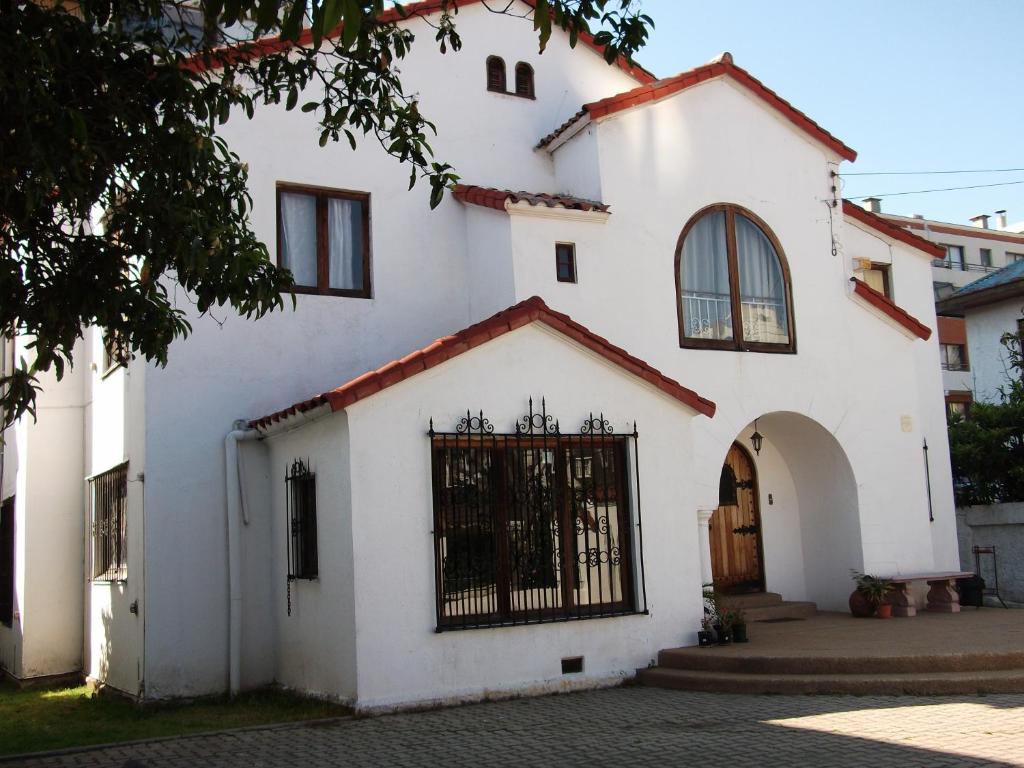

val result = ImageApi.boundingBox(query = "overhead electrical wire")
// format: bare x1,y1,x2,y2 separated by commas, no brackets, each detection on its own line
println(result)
842,167,1024,177
844,179,1024,198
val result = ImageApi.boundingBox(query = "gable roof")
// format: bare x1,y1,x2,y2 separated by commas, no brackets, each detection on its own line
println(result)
452,184,609,213
184,0,655,83
842,200,947,260
250,296,716,430
536,52,857,161
936,260,1024,315
881,214,1024,247
849,277,932,340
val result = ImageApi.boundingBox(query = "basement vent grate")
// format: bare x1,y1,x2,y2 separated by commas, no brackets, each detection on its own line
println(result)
561,656,584,674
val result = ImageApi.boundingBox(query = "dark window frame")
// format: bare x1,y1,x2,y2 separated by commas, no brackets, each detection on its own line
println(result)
91,463,128,583
486,55,507,93
941,243,966,271
276,183,372,299
940,343,969,372
555,242,577,283
0,497,14,626
864,262,892,298
286,459,319,581
101,331,127,378
675,203,797,354
514,62,535,99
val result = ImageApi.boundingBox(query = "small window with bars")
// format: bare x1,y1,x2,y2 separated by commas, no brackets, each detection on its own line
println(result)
286,459,318,580
486,56,506,93
514,62,535,98
91,464,128,581
1,497,14,626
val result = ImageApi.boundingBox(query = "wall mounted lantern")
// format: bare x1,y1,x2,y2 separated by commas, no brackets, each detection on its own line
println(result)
750,419,764,456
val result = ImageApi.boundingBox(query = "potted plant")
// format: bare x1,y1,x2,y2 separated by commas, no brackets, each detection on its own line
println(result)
714,612,733,645
730,608,749,643
698,616,715,647
702,582,733,645
850,571,894,618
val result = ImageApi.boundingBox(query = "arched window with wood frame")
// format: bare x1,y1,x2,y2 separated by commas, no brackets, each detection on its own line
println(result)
514,62,535,98
486,56,507,93
675,204,795,353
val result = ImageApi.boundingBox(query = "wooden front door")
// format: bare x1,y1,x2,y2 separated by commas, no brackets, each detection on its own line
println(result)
710,443,764,594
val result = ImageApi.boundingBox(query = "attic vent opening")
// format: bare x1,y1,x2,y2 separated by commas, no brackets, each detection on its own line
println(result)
561,656,584,674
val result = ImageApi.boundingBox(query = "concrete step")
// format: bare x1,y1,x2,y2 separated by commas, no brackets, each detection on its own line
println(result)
656,648,1024,675
636,666,1024,695
743,601,818,622
720,592,783,609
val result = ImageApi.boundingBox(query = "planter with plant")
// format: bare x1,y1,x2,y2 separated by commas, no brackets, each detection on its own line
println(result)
730,608,748,643
850,571,894,618
698,616,715,647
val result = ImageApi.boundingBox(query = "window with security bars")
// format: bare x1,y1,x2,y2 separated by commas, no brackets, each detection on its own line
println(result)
429,400,647,630
286,459,318,580
91,464,128,581
1,497,14,626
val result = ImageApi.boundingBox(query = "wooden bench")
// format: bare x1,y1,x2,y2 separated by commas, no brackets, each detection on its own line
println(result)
878,571,975,617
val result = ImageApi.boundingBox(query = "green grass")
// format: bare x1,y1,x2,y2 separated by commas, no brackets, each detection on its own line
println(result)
0,682,352,756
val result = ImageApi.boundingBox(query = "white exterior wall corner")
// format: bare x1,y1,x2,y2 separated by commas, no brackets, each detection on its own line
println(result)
963,297,1024,404
264,413,356,701
549,125,603,203
343,323,699,710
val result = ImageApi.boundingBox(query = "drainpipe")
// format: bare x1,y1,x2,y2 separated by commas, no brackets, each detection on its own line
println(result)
225,420,258,697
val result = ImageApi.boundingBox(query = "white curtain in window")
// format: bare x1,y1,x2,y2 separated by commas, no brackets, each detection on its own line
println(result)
736,214,789,344
328,198,364,291
681,211,731,340
279,192,317,287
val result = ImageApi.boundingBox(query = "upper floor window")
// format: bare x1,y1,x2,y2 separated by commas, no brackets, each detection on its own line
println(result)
486,56,506,93
676,205,794,353
102,331,127,376
555,243,577,283
940,343,968,372
862,262,891,298
1009,252,1024,264
514,62,535,98
941,244,966,271
980,248,993,268
277,184,371,298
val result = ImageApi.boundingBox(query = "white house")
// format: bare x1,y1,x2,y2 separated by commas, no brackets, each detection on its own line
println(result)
0,0,959,711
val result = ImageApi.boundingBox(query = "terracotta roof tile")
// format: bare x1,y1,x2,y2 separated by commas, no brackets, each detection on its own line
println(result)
843,200,946,260
184,0,655,84
537,53,857,162
452,184,609,213
849,277,932,340
250,296,716,430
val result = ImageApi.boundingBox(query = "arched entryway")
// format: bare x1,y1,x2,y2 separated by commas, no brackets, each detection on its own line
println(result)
710,443,765,594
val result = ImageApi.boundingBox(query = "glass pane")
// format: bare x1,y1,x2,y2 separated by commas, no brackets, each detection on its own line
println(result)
436,447,498,621
279,192,318,287
328,197,365,291
681,211,732,340
506,448,562,613
567,445,624,609
736,214,789,344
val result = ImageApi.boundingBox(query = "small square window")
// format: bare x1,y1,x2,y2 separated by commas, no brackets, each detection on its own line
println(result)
980,248,992,268
555,243,576,283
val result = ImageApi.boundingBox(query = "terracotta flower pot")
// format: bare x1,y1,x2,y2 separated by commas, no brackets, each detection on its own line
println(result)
876,603,893,619
849,589,875,618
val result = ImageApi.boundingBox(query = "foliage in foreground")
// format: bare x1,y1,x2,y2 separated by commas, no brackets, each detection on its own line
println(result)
948,329,1024,507
1,0,654,426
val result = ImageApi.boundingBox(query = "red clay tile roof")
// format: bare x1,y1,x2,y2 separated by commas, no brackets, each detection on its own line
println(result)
452,184,609,213
843,200,946,260
184,0,656,83
849,277,932,341
250,296,716,429
537,53,857,162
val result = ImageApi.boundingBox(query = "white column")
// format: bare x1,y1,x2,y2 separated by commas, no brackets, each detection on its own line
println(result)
697,508,715,586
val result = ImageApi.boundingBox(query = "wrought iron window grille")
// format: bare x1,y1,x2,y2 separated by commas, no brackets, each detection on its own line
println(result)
285,458,319,615
91,463,128,582
428,398,649,632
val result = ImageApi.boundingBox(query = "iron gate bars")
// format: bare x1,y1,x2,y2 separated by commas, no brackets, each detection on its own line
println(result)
91,463,128,582
429,398,648,631
286,458,319,581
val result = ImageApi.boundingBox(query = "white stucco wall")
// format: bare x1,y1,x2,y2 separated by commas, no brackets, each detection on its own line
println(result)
964,297,1024,404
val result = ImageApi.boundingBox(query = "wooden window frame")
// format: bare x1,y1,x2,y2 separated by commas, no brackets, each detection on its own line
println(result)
945,391,973,419
675,203,797,354
514,62,536,99
276,183,372,299
486,55,507,93
555,242,577,283
866,262,892,299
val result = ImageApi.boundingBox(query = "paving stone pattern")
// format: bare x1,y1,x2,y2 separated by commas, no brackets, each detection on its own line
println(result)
14,686,1024,768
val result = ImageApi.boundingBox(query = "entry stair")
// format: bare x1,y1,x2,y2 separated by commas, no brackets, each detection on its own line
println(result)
722,591,816,622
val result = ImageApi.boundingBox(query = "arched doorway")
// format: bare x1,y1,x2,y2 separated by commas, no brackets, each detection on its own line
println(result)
710,442,765,594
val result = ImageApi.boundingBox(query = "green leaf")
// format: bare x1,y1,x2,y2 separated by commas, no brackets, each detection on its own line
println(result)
533,0,551,52
286,86,298,110
341,0,362,48
301,101,319,112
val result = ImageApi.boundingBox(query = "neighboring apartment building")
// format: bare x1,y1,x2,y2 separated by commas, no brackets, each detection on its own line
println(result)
862,199,1024,415
936,260,1024,405
1,0,959,710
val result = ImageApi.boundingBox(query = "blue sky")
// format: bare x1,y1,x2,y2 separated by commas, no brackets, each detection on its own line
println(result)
632,0,1024,224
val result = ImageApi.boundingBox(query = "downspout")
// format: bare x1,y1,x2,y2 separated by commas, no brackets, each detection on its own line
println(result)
225,420,258,697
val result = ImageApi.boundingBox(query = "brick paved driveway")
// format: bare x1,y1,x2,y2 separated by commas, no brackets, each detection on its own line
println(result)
12,686,1024,768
